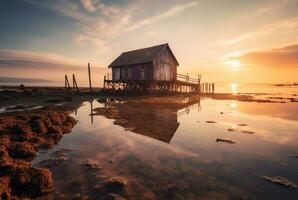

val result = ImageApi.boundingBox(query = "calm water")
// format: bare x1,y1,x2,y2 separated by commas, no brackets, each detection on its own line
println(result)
1,81,297,94
32,95,298,200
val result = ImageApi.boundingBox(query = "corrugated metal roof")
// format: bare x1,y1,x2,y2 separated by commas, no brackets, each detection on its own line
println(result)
108,43,178,67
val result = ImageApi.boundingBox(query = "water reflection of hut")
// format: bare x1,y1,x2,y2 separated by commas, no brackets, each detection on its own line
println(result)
94,98,200,143
115,104,179,143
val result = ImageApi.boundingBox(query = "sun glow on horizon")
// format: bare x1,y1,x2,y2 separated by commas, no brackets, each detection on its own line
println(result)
228,60,241,71
230,83,238,94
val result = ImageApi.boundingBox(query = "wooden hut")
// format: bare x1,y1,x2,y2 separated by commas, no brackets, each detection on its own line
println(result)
109,43,179,81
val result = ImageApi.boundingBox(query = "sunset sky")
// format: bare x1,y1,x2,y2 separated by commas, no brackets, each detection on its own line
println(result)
0,0,298,86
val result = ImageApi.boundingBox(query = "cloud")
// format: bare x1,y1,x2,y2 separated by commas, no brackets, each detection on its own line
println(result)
221,17,298,45
236,44,298,68
0,49,93,71
126,2,198,31
24,0,198,52
257,7,271,13
0,49,109,85
80,0,104,12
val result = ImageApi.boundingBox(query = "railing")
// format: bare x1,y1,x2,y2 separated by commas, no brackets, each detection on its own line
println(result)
105,73,112,81
105,73,201,85
177,73,201,84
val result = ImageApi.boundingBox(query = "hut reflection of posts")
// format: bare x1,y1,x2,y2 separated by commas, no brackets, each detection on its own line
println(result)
89,100,94,124
88,63,92,93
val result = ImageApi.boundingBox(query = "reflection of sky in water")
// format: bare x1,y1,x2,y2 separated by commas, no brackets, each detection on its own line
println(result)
34,99,298,199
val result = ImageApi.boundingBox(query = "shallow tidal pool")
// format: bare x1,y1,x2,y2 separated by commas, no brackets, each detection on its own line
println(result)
33,98,298,200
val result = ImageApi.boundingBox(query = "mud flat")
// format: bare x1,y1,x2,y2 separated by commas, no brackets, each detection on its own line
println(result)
0,111,76,199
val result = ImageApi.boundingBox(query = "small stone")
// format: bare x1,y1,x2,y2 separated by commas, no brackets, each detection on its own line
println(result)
238,123,247,126
262,176,297,189
81,159,101,170
216,138,236,144
206,121,216,123
242,130,255,134
94,176,127,195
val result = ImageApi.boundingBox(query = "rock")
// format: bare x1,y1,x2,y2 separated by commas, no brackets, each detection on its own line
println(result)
93,107,118,119
10,131,34,142
81,159,101,170
48,125,62,135
30,119,47,134
238,123,247,126
262,176,297,189
0,136,10,146
72,194,89,200
0,176,11,200
242,130,255,134
227,128,234,132
8,143,36,159
9,124,32,136
216,138,236,144
206,121,216,123
94,176,127,198
0,149,13,175
47,112,63,125
0,126,4,135
114,119,128,126
11,167,53,196
0,111,76,198
19,84,26,91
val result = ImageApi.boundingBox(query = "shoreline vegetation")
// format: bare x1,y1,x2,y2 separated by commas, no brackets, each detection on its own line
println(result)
0,85,298,199
0,111,76,199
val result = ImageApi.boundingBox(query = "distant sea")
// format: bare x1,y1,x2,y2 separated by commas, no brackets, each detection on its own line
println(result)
0,77,297,95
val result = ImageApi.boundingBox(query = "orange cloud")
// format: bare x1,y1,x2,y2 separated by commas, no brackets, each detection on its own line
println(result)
237,44,298,68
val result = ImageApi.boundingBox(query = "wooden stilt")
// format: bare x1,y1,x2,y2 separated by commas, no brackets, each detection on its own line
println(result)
65,75,70,89
88,63,92,93
72,74,79,92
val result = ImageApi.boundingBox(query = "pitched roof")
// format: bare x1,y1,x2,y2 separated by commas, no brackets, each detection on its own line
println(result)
108,43,179,67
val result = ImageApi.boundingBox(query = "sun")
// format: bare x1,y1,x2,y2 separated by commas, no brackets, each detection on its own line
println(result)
229,60,241,70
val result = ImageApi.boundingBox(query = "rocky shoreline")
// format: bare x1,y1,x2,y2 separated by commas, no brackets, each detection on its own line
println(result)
0,111,77,199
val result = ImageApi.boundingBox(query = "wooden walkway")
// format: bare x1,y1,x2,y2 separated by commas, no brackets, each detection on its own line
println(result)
103,73,214,94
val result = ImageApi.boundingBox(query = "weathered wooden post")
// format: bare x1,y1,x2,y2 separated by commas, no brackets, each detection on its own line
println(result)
208,83,211,94
198,74,201,94
88,63,92,93
65,75,70,89
72,74,79,92
90,100,93,124
103,75,106,90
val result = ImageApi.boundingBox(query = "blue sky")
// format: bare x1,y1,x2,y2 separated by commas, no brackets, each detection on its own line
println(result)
0,0,298,84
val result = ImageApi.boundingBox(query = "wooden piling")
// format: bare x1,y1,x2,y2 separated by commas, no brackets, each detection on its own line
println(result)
72,74,79,92
103,75,106,89
88,63,92,93
65,75,70,89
